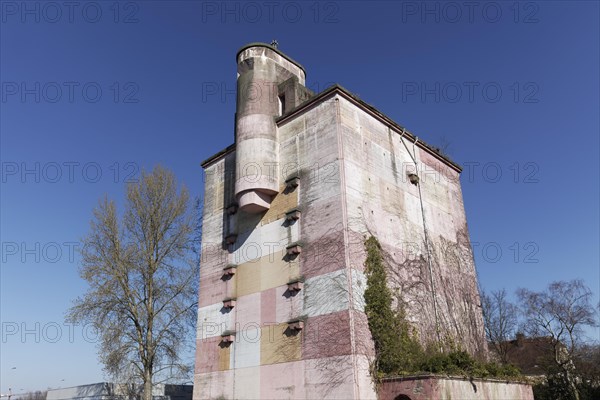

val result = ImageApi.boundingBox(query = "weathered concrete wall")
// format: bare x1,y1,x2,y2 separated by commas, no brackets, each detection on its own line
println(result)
195,92,489,398
379,376,534,400
337,94,487,357
195,96,375,399
195,44,491,399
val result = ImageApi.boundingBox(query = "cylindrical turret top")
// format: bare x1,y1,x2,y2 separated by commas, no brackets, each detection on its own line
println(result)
234,43,306,213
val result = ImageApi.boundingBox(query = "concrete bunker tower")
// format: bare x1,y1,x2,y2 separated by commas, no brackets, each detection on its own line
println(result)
235,44,306,213
194,43,532,400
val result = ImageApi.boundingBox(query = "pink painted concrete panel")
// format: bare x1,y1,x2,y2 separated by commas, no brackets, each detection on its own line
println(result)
195,337,222,374
198,273,227,308
351,310,375,358
260,360,306,399
261,287,277,324
303,310,352,360
418,146,460,182
304,355,356,399
300,211,346,279
193,369,233,400
347,229,367,273
275,284,303,324
235,291,261,330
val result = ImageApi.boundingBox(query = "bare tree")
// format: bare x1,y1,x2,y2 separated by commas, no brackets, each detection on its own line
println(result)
67,166,199,400
481,288,518,363
517,280,598,400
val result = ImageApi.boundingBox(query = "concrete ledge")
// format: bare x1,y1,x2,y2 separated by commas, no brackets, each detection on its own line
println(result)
236,42,307,76
379,374,533,400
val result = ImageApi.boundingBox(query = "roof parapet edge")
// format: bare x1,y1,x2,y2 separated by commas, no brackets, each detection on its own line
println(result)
236,42,307,77
200,143,236,169
276,84,463,173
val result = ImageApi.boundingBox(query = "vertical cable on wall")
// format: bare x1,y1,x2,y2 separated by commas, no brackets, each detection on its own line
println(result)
399,130,442,349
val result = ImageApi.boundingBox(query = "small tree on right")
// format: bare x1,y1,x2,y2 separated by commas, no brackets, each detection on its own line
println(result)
517,280,598,400
481,288,518,364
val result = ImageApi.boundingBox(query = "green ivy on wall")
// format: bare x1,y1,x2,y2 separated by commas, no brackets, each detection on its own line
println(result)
364,236,422,377
363,236,522,382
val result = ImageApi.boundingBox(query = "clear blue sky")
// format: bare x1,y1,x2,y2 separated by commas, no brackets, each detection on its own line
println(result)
1,0,598,393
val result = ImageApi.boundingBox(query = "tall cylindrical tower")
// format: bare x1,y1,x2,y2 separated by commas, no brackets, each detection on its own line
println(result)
235,43,306,213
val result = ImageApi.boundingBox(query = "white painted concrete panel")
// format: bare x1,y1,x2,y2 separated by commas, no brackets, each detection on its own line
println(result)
197,303,232,339
232,327,261,369
304,270,349,317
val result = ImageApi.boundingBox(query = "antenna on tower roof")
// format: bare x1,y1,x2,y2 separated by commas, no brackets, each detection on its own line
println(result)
270,40,278,49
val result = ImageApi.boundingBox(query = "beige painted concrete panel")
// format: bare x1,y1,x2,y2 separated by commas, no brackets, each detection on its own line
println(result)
218,344,230,371
261,184,299,226
260,323,301,365
235,254,299,298
234,261,262,300
261,257,299,291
